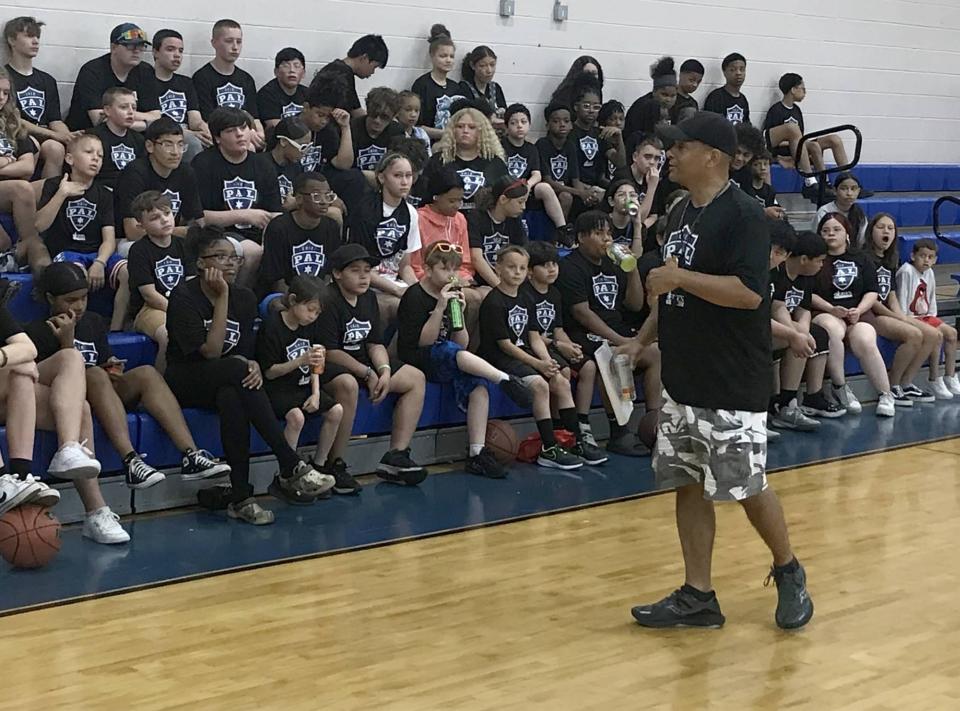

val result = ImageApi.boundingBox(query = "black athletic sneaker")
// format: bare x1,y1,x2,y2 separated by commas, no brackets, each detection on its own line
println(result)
267,474,316,506
322,458,360,496
197,484,232,511
181,449,231,480
465,447,507,478
377,449,428,485
572,439,608,465
801,182,836,204
631,588,726,629
124,454,165,490
800,391,846,418
766,561,814,630
536,444,583,470
500,375,532,408
555,223,576,248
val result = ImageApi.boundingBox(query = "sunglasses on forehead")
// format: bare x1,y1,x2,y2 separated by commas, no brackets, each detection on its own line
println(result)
427,242,463,256
116,28,148,44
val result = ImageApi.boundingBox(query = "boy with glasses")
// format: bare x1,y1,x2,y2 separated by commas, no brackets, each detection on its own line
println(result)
257,47,307,130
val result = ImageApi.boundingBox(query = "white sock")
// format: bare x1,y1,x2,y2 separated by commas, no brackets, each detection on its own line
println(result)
469,444,484,457
495,371,509,382
804,177,817,187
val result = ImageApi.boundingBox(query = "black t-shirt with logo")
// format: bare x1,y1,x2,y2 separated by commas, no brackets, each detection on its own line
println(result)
0,131,36,160
658,187,771,411
256,79,306,123
556,248,629,346
192,147,282,241
479,286,540,365
258,212,342,296
411,74,468,130
762,101,804,137
422,153,509,212
351,116,404,171
25,311,111,367
770,263,814,314
155,73,200,125
570,125,612,187
127,235,195,313
115,157,203,229
501,139,540,181
316,284,383,368
609,218,637,248
521,281,564,341
166,278,256,364
396,281,451,373
467,209,527,286
255,311,323,391
867,255,894,303
38,177,113,257
65,54,160,131
317,59,361,113
741,181,778,209
814,252,878,308
267,153,303,204
703,87,751,125
300,124,340,174
91,123,146,189
192,63,259,120
535,137,579,186
5,65,61,127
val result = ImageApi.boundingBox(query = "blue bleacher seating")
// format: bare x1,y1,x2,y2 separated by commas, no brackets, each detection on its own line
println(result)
771,164,960,195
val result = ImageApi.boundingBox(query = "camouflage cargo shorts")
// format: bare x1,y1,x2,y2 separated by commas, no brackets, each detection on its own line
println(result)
652,390,768,501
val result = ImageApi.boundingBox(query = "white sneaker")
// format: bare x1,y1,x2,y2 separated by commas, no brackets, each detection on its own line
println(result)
48,441,101,481
876,392,896,417
931,377,954,400
24,474,60,507
0,474,42,516
833,384,862,414
945,374,960,396
82,507,130,544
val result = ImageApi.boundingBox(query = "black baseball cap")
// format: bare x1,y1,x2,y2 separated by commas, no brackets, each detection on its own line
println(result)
110,23,150,47
330,244,380,271
656,112,737,158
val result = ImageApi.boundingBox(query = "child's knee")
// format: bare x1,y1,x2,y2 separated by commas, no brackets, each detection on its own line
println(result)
529,376,549,398
326,402,344,423
286,408,306,430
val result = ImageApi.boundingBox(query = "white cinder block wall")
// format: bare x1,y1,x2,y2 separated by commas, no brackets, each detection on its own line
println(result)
3,0,959,163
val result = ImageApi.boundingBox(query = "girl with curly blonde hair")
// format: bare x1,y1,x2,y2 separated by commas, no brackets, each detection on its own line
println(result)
424,106,508,213
0,65,43,254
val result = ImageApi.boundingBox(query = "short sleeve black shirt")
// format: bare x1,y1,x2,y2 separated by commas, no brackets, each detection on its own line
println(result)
556,248,629,344
536,137,579,186
396,282,451,372
315,284,383,367
258,212,342,296
192,63,259,120
65,54,159,131
317,59,361,113
256,311,322,390
5,65,61,127
351,116,404,171
166,278,257,364
26,312,111,367
703,87,751,125
479,287,538,364
0,305,22,342
521,281,564,340
39,177,113,257
770,264,814,314
91,123,145,188
300,124,340,174
501,139,540,181
762,102,804,136
814,252,878,308
127,235,194,313
256,79,306,122
411,74,468,130
422,153,509,212
467,209,527,285
570,125,612,187
155,73,200,125
115,157,203,227
191,147,282,240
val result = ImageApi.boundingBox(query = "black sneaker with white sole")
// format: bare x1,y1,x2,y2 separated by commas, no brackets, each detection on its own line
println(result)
322,458,360,495
631,587,726,629
181,449,231,480
766,560,814,630
800,391,846,418
124,454,166,490
536,444,583,470
377,449,427,485
571,440,608,465
465,447,506,478
902,383,935,403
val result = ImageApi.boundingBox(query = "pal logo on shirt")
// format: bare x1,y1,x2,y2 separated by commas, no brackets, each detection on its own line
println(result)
785,287,805,313
301,144,323,172
216,83,245,109
536,300,556,333
73,339,99,367
726,105,745,124
832,260,858,291
375,218,407,257
155,256,185,295
482,232,508,264
111,144,136,171
161,189,182,217
223,178,257,210
458,169,485,199
507,154,527,180
286,337,311,380
592,274,619,310
550,154,568,181
357,145,387,171
508,305,528,345
876,267,892,301
435,94,465,129
66,198,97,237
278,174,293,200
281,102,303,118
16,86,45,123
0,137,13,157
159,90,188,124
204,318,241,354
579,135,599,163
343,318,371,351
292,241,326,276
663,225,699,267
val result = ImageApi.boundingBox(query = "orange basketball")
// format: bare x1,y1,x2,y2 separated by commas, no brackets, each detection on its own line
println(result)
0,504,62,569
485,419,520,465
638,409,660,450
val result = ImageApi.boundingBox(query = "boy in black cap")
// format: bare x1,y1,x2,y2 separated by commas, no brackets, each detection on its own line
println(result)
151,28,211,161
627,112,813,631
192,19,264,149
3,16,72,177
318,35,390,119
66,23,160,131
671,58,704,123
257,47,307,130
316,243,428,485
703,53,750,125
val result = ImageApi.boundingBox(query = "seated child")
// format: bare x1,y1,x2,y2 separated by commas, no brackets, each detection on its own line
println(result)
35,133,129,330
352,87,404,171
812,172,867,246
896,238,960,395
479,245,588,470
742,149,785,220
127,191,194,373
396,90,432,157
535,101,586,221
569,76,624,196
265,116,309,210
523,241,605,462
256,275,348,493
468,176,528,288
92,87,145,191
28,262,230,489
606,178,643,255
388,135,430,207
316,243,428,485
398,240,534,478
728,122,764,189
0,65,40,256
612,135,663,248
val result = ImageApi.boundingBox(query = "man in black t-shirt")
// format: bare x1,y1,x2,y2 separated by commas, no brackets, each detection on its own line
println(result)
65,23,160,131
629,112,813,631
318,35,390,119
257,47,307,130
703,52,750,125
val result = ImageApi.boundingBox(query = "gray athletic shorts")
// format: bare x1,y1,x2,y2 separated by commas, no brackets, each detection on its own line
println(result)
652,390,768,501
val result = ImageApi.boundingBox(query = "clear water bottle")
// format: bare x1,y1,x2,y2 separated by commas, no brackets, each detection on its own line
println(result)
607,243,637,272
613,354,635,402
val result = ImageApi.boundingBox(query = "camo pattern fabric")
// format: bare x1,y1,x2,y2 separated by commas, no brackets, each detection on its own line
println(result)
653,390,768,501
